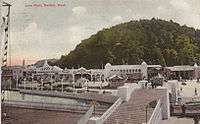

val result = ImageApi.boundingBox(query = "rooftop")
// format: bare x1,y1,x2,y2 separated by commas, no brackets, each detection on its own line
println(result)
166,66,195,71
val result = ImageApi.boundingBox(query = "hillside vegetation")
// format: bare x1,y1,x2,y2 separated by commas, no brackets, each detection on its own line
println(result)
57,18,200,69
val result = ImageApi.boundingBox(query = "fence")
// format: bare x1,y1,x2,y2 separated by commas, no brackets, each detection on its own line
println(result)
19,89,117,104
4,100,90,113
147,100,162,124
88,98,122,124
77,105,94,124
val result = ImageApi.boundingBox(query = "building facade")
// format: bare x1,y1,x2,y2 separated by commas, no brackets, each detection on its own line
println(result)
2,59,200,90
104,62,148,82
165,63,200,80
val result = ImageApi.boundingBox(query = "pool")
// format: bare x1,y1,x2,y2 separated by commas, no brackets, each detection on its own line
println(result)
3,90,88,106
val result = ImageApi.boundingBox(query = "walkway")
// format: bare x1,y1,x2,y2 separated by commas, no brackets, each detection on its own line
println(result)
104,89,167,124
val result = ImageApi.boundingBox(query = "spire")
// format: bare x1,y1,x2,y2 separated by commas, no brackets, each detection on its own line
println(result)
22,59,25,66
43,60,49,67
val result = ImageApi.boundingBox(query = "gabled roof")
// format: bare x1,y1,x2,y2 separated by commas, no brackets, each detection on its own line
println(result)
74,67,91,74
109,75,123,80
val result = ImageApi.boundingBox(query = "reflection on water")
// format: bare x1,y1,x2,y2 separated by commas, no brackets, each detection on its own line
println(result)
4,91,84,106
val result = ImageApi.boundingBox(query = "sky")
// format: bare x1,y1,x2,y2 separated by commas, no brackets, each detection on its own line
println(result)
2,0,200,65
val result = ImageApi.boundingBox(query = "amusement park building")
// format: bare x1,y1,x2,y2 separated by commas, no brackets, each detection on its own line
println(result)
2,60,200,83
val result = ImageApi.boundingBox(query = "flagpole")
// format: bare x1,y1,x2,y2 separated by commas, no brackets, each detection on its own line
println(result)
8,5,11,66
0,0,3,92
1,1,12,121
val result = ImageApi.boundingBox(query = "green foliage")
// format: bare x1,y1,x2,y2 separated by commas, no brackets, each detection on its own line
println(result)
57,19,200,69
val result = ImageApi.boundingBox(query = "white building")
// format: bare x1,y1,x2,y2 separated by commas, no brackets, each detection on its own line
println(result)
166,63,200,80
104,62,148,82
13,61,161,84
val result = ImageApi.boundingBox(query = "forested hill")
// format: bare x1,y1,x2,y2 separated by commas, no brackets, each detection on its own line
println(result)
57,18,200,69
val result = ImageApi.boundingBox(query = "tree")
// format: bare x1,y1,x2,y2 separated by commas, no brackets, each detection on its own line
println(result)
56,19,200,69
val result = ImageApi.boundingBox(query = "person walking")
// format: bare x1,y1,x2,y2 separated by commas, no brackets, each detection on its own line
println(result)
181,104,186,116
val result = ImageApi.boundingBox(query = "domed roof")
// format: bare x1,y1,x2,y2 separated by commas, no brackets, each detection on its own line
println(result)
141,61,147,65
194,63,198,67
105,63,111,67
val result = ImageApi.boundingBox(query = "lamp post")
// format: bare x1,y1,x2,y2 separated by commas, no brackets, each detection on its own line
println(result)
24,78,26,90
16,75,18,90
61,76,64,92
146,105,148,123
31,74,34,90
51,74,53,91
72,73,75,92
41,78,43,91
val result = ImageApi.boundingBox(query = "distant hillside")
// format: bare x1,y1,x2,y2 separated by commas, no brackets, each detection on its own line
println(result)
34,59,57,67
57,18,200,69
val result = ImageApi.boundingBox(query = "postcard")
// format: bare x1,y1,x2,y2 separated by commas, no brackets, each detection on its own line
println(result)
1,0,200,124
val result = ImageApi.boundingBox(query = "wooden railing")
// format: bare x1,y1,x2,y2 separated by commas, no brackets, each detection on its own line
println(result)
147,100,162,124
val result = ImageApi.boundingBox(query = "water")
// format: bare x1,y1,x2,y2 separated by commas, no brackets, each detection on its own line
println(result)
3,90,87,106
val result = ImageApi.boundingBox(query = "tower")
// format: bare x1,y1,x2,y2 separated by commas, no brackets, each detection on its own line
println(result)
194,63,199,79
22,59,26,66
141,61,148,79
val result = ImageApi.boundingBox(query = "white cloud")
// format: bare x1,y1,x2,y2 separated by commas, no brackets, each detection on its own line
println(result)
170,0,191,11
157,6,165,11
169,0,200,28
156,6,171,18
64,25,94,51
111,16,123,24
11,22,45,65
23,22,43,44
72,6,87,17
